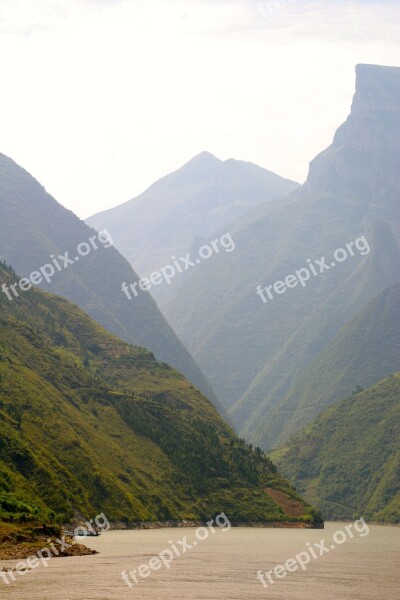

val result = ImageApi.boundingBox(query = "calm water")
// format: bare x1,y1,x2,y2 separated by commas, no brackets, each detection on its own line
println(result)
1,523,399,599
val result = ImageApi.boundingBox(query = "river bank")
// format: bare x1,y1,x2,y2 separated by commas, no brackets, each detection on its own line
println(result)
0,516,324,562
0,523,96,561
110,519,323,530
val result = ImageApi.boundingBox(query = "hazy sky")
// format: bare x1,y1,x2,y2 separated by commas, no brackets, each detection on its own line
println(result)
0,0,399,218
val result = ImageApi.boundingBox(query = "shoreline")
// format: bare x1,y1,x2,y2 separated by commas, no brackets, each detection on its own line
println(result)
107,519,324,530
2,519,397,562
0,519,321,562
0,523,97,563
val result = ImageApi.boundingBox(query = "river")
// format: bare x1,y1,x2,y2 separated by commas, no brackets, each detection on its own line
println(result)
1,522,399,599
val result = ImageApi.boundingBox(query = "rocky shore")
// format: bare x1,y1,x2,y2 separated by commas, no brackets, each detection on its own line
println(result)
0,523,97,562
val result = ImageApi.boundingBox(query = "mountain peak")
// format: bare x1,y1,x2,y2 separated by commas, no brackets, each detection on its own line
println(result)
167,151,224,184
190,150,219,160
334,63,400,152
183,151,221,169
306,63,400,192
353,63,400,114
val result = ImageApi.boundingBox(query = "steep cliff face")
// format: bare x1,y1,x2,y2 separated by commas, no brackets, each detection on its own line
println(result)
336,64,400,151
306,64,400,206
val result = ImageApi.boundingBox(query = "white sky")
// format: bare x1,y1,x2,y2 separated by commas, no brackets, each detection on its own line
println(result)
0,0,399,218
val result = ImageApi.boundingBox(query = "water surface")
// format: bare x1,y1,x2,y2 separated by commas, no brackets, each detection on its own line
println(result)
1,523,399,599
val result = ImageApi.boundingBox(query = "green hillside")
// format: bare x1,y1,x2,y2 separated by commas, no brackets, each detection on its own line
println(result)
0,263,320,527
253,284,400,448
271,374,400,523
0,152,221,413
162,64,400,449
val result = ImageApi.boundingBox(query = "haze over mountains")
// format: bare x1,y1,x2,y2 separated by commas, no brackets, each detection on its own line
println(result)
160,64,400,449
0,62,398,527
0,153,221,412
87,152,299,299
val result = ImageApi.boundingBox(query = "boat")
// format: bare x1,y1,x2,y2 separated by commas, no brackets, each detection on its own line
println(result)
74,529,101,537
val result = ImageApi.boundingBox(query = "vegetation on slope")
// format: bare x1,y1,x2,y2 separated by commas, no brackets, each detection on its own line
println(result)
254,284,400,448
0,263,321,527
0,152,220,411
271,374,400,523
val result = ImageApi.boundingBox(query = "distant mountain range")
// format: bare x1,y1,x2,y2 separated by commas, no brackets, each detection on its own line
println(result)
86,152,299,300
0,262,321,526
1,62,398,527
271,373,400,523
160,64,400,449
0,152,221,413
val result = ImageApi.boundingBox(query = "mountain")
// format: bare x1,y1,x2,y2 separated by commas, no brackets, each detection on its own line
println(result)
86,152,299,300
271,374,400,523
252,284,400,448
0,262,321,527
0,152,221,413
162,64,400,448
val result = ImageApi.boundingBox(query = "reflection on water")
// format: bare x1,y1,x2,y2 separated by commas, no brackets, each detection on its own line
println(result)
1,523,399,599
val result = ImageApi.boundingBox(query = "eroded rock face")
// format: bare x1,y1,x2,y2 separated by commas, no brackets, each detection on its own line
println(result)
306,64,400,197
351,64,400,117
